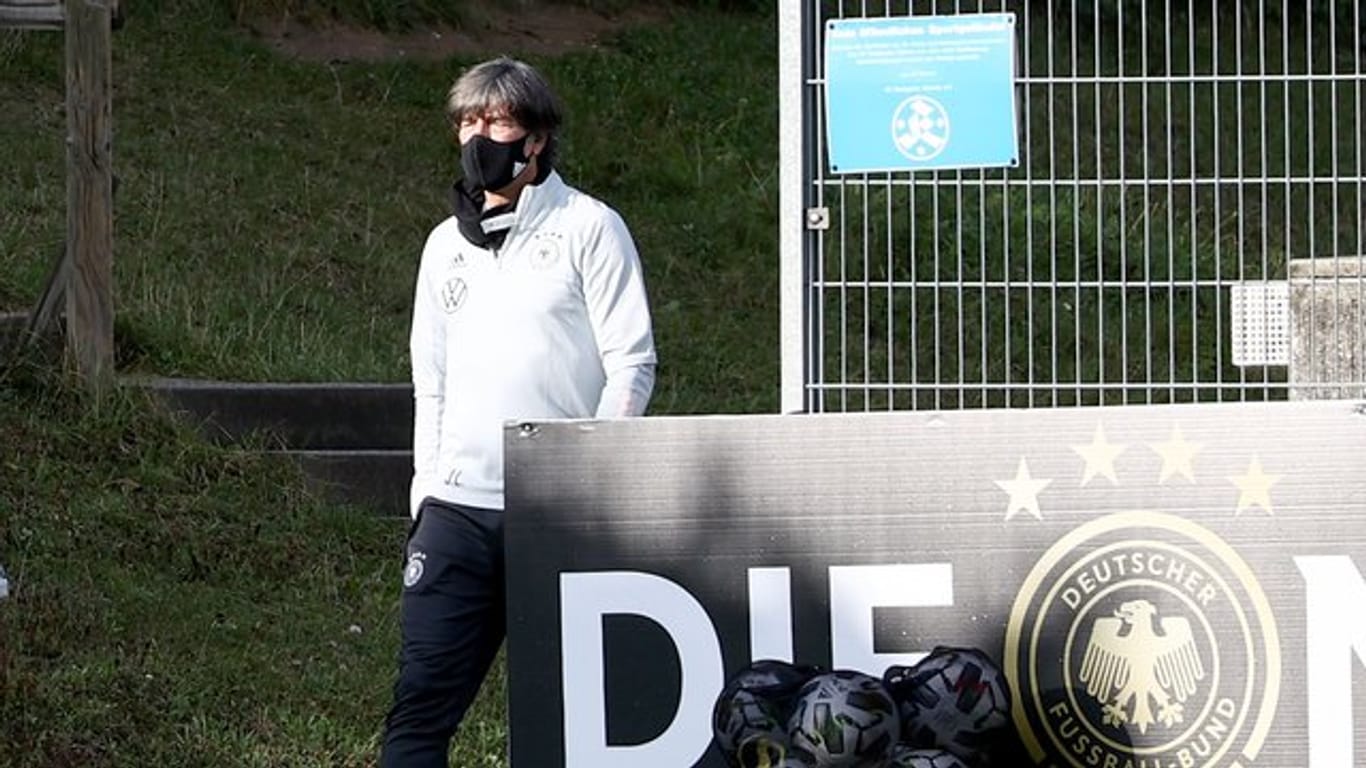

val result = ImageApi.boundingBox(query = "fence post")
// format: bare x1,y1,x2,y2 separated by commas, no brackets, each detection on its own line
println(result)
1289,258,1366,400
64,0,114,391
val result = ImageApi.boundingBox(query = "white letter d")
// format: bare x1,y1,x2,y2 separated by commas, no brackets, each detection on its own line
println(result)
560,571,722,768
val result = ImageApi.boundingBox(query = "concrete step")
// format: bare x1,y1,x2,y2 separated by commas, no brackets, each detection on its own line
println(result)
135,377,414,516
139,377,413,450
283,449,411,518
0,311,24,335
1,311,30,354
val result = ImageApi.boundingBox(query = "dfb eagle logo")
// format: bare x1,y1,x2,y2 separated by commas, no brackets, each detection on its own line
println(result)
1079,599,1205,734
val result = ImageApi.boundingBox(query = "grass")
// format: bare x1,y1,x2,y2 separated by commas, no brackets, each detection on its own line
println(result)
0,1,778,765
0,371,404,766
225,0,766,32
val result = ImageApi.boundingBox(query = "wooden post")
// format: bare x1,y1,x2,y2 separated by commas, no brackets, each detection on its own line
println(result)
64,0,114,391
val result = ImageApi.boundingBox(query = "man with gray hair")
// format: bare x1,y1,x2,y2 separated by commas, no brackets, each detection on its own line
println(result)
381,56,657,766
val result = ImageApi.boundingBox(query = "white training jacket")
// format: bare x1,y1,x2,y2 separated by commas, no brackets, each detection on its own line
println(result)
408,171,657,516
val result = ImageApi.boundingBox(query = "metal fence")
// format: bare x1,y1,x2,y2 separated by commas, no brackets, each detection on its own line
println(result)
779,1,1366,413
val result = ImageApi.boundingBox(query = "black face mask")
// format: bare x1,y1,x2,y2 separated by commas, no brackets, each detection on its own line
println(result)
460,134,529,193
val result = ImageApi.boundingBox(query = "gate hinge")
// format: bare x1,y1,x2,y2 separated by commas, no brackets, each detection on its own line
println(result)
805,207,830,230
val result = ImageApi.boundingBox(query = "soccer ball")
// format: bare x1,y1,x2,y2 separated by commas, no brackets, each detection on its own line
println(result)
786,669,900,767
883,646,1011,761
885,744,971,768
713,659,819,766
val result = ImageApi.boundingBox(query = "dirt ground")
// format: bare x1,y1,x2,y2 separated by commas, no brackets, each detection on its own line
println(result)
253,1,676,62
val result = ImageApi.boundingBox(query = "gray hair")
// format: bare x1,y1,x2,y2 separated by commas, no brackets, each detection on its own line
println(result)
446,57,563,166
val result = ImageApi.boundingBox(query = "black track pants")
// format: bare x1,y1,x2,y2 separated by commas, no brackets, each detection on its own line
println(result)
380,500,506,768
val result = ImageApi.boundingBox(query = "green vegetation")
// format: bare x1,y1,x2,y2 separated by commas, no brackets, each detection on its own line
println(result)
1,2,776,765
227,0,768,32
0,374,403,766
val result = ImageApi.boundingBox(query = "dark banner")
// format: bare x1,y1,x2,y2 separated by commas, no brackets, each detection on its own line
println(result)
504,401,1366,767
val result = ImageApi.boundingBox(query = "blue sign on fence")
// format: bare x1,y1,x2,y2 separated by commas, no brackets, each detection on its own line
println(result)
824,14,1020,174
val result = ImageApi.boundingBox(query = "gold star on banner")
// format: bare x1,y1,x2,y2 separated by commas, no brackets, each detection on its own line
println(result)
1229,456,1280,516
1150,424,1202,484
1072,424,1126,486
995,458,1053,522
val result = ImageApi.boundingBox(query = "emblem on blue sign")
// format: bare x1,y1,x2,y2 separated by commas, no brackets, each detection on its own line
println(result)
891,94,951,161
